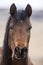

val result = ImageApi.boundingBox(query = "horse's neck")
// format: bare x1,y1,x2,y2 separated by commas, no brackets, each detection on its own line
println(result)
12,57,28,65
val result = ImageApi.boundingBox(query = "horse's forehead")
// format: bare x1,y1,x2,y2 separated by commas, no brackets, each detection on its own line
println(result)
14,10,27,23
10,10,30,26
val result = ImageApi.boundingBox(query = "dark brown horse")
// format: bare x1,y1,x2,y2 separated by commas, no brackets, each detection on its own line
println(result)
2,3,33,65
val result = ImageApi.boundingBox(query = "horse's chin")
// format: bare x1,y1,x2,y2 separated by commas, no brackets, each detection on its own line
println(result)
12,55,27,61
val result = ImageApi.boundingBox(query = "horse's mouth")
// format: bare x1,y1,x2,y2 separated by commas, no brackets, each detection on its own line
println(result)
12,52,28,60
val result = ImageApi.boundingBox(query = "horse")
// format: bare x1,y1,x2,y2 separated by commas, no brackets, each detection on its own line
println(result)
1,3,33,65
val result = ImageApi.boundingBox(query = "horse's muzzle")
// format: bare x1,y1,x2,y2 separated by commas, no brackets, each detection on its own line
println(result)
13,46,28,60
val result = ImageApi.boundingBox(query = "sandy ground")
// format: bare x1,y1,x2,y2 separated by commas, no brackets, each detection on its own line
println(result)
0,18,43,65
29,19,43,65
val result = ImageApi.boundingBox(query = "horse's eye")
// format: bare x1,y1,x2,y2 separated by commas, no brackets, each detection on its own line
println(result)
26,25,32,32
9,26,13,33
9,22,14,30
29,26,32,30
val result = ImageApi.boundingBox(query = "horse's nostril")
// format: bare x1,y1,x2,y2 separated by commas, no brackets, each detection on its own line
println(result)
15,46,20,52
20,47,28,59
15,46,21,55
15,47,21,53
21,47,28,54
14,46,21,59
24,47,27,52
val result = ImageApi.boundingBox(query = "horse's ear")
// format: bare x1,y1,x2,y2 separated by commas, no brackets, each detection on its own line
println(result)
10,3,17,16
25,4,32,17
